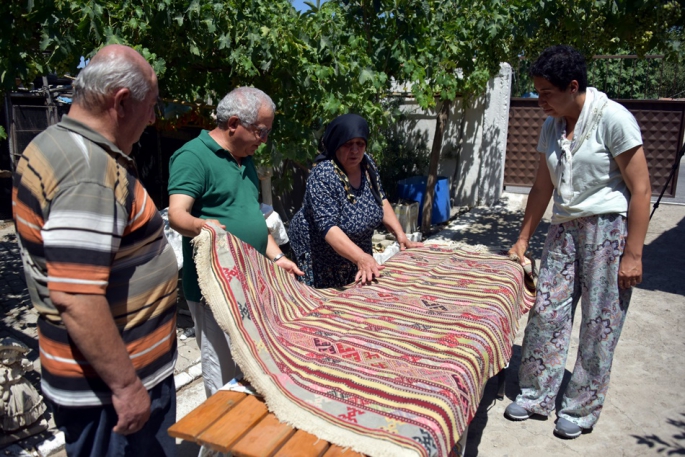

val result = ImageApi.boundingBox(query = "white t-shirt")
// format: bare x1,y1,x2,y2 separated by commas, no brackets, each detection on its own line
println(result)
537,99,643,224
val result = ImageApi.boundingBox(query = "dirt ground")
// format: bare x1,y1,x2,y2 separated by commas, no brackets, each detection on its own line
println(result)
454,199,685,457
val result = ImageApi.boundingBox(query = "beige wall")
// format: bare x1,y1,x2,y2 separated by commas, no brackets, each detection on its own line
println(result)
392,63,513,208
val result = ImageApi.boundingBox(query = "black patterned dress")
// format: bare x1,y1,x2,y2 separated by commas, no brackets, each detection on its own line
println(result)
288,157,385,288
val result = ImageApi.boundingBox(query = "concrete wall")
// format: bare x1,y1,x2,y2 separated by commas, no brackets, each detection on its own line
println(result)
393,63,513,208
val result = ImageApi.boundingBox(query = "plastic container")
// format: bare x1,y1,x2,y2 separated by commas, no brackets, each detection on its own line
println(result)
392,201,419,234
396,176,451,225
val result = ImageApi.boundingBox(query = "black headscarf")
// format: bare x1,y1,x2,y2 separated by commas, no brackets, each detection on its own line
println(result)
317,113,369,161
313,113,383,206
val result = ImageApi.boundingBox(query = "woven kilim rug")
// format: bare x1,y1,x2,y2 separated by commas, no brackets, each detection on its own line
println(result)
194,225,535,457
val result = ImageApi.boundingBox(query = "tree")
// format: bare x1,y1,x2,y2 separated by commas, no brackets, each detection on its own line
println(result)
336,0,516,231
1,1,391,167
4,0,682,222
508,1,684,101
19,0,514,231
509,0,684,61
1,2,74,91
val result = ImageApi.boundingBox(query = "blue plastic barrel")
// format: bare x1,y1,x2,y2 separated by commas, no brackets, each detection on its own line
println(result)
396,176,451,225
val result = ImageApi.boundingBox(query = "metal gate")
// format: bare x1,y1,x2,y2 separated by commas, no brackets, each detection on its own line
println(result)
505,98,685,197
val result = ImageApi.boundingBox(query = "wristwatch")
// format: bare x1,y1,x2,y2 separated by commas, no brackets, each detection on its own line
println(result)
272,253,285,263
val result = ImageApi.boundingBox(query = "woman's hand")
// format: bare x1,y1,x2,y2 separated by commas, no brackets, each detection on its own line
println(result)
618,250,642,289
274,257,304,276
396,233,424,251
355,253,385,285
381,200,423,251
508,239,529,265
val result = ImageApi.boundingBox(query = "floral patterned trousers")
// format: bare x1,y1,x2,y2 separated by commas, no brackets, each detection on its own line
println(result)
515,214,632,429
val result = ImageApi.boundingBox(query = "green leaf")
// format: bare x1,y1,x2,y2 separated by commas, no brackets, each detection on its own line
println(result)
187,0,200,16
323,94,341,114
205,19,216,34
39,33,51,51
218,34,231,50
358,68,373,85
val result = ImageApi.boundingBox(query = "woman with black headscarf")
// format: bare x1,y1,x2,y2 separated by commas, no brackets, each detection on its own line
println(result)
288,113,422,288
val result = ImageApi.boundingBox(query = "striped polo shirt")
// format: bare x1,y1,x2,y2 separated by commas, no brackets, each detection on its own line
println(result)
12,115,178,407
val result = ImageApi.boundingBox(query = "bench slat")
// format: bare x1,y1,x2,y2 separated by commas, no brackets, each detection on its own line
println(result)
274,429,330,457
232,413,296,457
198,394,269,452
168,390,246,441
323,445,365,457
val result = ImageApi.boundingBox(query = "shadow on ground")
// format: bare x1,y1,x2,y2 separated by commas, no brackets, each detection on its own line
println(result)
641,216,685,296
441,209,550,261
465,345,526,456
177,439,201,456
466,344,578,456
631,413,685,455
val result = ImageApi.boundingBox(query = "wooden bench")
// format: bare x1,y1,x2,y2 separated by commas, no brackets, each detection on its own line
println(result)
168,372,505,457
168,390,365,457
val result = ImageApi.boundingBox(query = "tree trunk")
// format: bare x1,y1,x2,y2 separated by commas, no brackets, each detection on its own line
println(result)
450,104,467,204
257,165,274,206
421,100,451,233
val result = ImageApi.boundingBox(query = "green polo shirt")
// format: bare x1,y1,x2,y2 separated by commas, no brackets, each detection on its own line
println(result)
168,130,268,302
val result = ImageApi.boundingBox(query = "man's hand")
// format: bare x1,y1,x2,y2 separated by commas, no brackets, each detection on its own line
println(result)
274,257,304,276
355,253,385,285
111,378,151,435
168,194,225,238
202,218,226,231
50,292,153,436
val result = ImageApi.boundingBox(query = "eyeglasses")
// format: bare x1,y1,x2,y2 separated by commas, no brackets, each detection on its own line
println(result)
241,121,272,141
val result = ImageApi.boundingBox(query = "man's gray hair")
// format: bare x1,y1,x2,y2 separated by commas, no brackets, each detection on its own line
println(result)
216,87,276,128
72,50,152,108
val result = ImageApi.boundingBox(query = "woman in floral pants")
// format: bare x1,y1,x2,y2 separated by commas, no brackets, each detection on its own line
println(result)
504,45,651,439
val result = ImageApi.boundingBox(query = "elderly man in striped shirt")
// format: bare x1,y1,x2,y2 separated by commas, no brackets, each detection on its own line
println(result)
12,45,178,456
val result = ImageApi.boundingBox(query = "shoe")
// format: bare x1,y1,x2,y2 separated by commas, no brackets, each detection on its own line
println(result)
179,327,196,341
504,402,532,421
554,417,583,439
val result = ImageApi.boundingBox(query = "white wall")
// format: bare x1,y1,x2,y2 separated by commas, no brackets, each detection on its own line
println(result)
393,63,513,208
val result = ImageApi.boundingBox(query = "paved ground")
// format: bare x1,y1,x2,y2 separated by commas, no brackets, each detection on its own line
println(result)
431,194,685,457
1,192,684,456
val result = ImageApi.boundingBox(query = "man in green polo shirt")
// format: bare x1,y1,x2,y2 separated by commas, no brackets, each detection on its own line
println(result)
168,87,302,397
